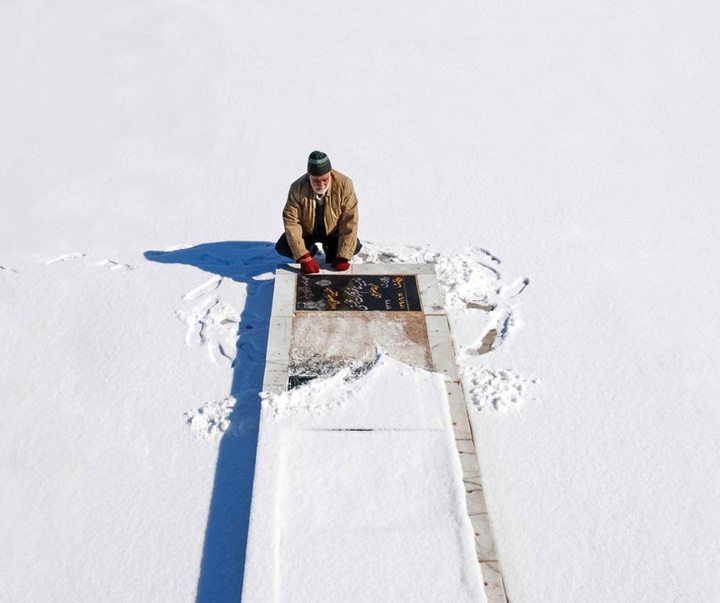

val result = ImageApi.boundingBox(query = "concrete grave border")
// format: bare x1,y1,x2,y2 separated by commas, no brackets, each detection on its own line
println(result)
245,263,508,602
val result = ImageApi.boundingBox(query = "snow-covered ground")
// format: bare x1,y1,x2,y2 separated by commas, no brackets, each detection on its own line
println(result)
2,0,720,601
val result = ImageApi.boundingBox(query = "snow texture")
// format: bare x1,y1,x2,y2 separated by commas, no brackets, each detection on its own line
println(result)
185,396,237,439
263,354,449,429
462,368,539,413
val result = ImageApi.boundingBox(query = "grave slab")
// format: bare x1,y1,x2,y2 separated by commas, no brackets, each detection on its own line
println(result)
243,264,507,602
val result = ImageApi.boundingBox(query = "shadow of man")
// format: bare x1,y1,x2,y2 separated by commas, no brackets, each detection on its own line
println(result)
145,241,290,602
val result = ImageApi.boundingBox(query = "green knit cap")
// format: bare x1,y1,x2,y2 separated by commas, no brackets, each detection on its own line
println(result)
307,150,332,176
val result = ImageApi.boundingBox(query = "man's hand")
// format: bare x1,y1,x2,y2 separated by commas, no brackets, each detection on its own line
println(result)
298,252,320,274
332,257,350,271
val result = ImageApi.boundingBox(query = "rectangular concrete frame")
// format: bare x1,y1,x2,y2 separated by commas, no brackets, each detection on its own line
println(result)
244,263,508,602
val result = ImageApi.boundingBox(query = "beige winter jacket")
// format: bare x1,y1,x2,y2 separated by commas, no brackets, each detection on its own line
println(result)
281,170,359,260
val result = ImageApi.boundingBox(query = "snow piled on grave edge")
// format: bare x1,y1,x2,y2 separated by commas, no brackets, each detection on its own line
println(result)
260,352,448,424
356,242,539,413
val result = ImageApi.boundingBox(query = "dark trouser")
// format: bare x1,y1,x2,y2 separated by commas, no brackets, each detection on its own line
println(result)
275,233,362,263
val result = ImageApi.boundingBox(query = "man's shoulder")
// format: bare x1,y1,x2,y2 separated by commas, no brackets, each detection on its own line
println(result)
331,169,353,187
289,173,310,192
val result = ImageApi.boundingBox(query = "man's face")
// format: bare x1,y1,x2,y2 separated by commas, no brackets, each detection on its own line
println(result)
309,172,331,194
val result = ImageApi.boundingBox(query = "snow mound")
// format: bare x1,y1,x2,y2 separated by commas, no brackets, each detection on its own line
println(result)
462,367,539,413
262,353,444,423
358,241,538,412
184,396,236,438
262,367,358,419
354,242,439,265
356,241,527,311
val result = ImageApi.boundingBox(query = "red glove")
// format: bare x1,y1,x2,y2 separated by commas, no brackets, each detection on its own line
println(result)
298,252,320,274
332,257,350,271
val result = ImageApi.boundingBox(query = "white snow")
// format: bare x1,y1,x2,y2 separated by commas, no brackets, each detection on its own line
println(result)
462,368,539,414
185,396,237,439
2,0,720,601
263,354,449,428
244,355,483,602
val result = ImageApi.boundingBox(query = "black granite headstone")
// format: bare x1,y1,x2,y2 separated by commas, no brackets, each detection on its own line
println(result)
295,274,422,312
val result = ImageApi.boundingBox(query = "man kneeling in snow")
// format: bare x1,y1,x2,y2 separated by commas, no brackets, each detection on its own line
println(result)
275,150,362,274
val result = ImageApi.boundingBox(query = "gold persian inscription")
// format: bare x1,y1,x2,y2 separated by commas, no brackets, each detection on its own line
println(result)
324,288,341,310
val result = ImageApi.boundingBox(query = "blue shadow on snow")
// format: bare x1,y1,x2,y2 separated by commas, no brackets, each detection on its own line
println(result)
144,241,288,602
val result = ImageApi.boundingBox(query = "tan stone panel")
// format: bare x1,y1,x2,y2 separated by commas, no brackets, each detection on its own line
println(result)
289,311,433,377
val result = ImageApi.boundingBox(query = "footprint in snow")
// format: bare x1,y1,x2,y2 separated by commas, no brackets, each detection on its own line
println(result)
94,259,136,271
182,276,222,301
176,277,241,368
462,367,540,413
46,252,88,265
